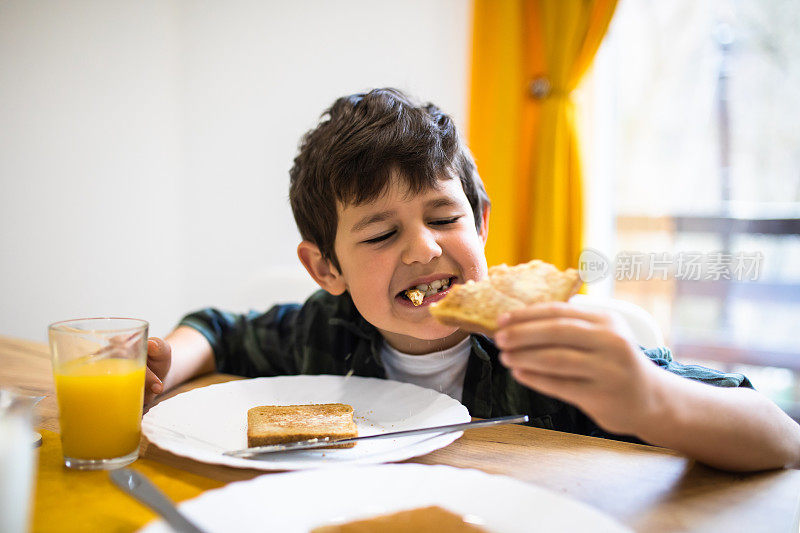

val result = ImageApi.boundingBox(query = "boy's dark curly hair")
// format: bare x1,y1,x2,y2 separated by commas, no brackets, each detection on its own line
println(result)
289,87,490,271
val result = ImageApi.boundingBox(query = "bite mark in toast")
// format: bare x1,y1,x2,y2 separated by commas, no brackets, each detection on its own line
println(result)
429,260,582,335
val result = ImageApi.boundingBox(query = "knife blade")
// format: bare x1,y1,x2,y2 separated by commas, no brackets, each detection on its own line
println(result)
223,414,529,458
109,468,207,533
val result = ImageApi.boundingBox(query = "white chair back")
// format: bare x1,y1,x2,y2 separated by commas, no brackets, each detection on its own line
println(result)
569,294,665,348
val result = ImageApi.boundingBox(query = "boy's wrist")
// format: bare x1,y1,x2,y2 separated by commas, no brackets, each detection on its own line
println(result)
629,362,678,442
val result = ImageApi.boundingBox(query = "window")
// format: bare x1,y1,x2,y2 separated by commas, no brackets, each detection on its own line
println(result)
583,0,800,418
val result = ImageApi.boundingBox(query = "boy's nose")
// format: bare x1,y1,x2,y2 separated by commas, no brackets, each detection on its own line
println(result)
401,228,442,265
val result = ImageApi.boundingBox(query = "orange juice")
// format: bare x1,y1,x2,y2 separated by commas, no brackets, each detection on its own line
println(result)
54,358,145,459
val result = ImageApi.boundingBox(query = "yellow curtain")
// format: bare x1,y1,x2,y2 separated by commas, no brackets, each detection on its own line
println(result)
469,0,618,270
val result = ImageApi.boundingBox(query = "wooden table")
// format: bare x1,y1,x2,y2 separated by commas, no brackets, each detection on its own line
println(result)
3,334,799,532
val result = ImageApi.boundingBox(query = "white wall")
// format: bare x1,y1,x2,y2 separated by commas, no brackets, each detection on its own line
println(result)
0,0,472,341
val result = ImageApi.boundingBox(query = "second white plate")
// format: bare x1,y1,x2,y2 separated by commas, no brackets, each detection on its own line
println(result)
139,464,631,532
142,374,471,470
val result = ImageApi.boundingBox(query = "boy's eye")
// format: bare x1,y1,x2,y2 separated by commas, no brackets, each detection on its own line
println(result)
360,216,461,244
429,216,462,226
363,231,395,244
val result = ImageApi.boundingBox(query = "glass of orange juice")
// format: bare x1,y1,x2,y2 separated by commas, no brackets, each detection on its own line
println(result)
48,318,148,470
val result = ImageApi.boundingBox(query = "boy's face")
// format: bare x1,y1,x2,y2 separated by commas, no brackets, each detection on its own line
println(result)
331,173,489,354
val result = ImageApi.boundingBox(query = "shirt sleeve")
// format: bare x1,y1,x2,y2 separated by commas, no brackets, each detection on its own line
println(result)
178,304,302,377
641,346,754,389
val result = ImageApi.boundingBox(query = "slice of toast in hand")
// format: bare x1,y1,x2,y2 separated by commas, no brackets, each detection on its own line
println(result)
429,260,582,336
427,278,526,336
487,261,583,305
247,403,358,449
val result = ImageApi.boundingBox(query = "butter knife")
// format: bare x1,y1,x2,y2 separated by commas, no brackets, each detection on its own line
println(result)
224,414,528,458
110,468,207,533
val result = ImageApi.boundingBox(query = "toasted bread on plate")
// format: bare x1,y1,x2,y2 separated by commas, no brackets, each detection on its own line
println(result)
247,403,358,449
311,505,489,532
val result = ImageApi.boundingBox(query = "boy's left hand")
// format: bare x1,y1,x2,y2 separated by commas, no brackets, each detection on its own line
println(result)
495,302,664,436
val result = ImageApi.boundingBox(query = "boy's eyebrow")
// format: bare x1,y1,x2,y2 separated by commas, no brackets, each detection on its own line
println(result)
425,197,460,209
351,211,396,233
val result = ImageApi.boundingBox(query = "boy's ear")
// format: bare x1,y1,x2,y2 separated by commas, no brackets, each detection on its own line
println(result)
297,240,347,295
479,205,490,246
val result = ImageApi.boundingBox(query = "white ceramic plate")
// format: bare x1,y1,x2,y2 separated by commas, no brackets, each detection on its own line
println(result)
138,463,630,532
142,375,470,471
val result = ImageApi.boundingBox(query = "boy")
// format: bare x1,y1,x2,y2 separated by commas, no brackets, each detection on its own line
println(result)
145,88,800,472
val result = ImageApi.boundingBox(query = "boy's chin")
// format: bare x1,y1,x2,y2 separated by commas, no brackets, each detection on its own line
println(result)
404,322,464,342
378,320,462,341
379,322,469,354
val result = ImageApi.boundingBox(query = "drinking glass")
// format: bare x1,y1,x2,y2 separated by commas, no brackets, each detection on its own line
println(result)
48,318,148,470
0,389,38,533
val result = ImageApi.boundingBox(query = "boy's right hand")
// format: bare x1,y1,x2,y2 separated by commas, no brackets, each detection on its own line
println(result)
145,337,172,405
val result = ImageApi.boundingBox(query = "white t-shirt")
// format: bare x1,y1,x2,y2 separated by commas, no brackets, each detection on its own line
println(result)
380,337,472,402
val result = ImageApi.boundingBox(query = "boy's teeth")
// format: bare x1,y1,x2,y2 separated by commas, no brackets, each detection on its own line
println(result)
410,278,451,296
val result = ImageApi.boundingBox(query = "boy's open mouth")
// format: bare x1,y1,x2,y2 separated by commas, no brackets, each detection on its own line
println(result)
396,276,458,307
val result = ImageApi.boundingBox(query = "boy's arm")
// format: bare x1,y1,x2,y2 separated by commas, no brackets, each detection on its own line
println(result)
144,326,215,404
633,369,800,471
495,303,800,472
145,303,306,405
161,326,216,391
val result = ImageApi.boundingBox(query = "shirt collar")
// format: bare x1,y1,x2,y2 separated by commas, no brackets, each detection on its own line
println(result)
325,291,497,416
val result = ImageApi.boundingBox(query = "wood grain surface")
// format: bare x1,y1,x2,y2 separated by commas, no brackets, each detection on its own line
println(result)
3,334,799,532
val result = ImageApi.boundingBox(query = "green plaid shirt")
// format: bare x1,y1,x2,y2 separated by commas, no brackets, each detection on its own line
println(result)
180,290,752,442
